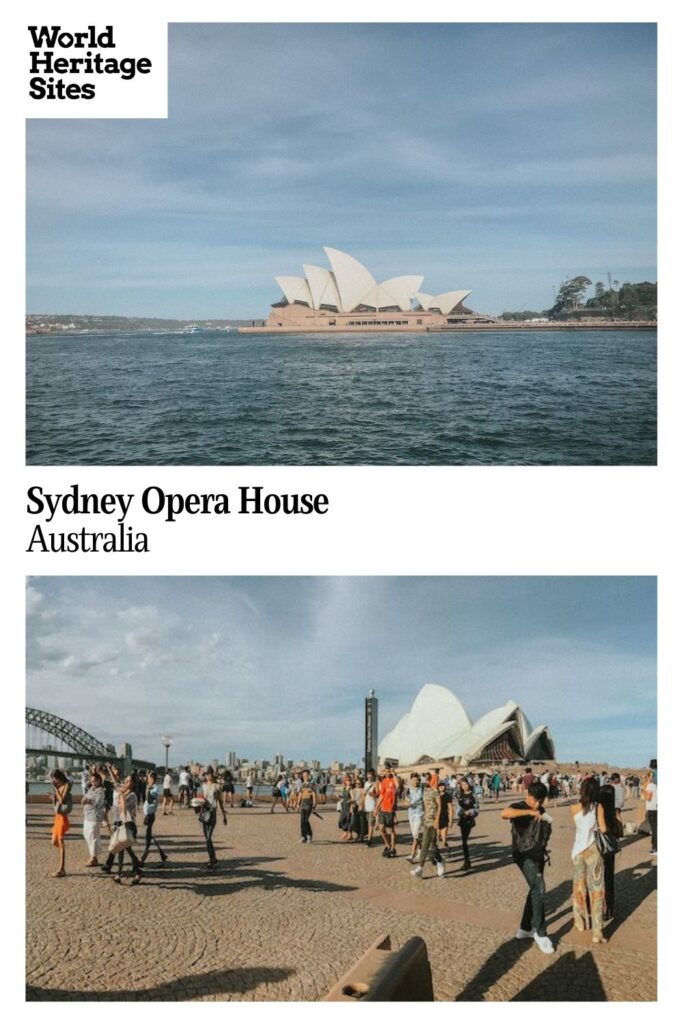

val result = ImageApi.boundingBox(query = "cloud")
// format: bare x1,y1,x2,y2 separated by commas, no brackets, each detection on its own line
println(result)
26,24,656,317
25,578,656,766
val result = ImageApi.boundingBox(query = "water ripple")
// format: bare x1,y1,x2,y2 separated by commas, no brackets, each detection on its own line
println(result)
26,329,656,465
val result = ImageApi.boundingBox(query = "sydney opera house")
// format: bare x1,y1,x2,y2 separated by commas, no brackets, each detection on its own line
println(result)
378,684,556,768
239,247,495,333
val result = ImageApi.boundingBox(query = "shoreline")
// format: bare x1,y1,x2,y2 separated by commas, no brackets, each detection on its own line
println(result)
26,321,657,338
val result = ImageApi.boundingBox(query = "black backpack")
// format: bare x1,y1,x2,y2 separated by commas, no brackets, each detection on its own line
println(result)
512,814,552,862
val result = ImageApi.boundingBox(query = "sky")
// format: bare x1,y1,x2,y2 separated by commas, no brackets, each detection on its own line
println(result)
26,576,656,768
26,23,657,319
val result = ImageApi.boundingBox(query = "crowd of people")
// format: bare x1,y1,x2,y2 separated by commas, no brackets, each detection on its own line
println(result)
46,757,658,955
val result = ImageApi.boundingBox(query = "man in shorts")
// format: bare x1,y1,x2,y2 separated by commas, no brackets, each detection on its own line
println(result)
377,768,398,858
178,766,191,808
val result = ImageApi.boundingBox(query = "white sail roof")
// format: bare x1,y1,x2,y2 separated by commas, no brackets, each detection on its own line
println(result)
274,275,313,307
272,249,469,316
379,276,424,312
379,686,556,766
323,247,377,313
302,264,342,310
415,290,472,315
378,683,471,765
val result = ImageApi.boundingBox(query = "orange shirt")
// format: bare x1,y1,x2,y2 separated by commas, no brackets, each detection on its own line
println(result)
378,777,397,813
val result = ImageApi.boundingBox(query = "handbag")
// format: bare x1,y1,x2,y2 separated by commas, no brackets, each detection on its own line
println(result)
199,806,214,825
594,829,620,856
108,822,134,854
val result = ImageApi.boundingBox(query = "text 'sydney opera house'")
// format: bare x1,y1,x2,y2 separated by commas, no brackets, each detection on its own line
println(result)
239,247,495,333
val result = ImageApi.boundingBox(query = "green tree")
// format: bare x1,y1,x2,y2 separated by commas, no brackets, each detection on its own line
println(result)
547,276,592,317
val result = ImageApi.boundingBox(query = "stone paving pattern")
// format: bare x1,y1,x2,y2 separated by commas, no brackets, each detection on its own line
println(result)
26,794,656,1001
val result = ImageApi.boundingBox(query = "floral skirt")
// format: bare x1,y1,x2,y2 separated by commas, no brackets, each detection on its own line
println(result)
572,843,605,936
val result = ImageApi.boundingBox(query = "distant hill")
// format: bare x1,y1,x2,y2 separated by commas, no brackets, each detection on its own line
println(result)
26,314,253,334
501,278,657,323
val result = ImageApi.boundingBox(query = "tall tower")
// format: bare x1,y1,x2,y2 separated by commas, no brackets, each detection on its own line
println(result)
365,689,378,773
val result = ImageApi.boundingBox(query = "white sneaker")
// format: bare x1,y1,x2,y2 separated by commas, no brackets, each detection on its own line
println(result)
299,837,307,843
410,866,423,878
533,933,555,955
436,862,445,877
515,928,534,939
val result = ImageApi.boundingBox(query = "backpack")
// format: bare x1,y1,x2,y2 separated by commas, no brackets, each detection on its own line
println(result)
512,814,552,862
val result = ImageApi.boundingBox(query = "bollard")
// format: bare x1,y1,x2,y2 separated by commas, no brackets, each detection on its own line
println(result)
323,934,434,1001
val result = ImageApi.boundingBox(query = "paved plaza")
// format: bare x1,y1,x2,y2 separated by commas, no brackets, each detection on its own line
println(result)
26,794,656,1001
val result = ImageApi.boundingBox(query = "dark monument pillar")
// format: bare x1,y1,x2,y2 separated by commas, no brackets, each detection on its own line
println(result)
365,689,378,773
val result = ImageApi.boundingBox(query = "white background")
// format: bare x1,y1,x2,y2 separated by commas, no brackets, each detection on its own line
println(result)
3,0,680,1018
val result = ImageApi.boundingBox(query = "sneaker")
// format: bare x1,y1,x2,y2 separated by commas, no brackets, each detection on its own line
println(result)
388,849,397,858
299,837,307,843
515,928,534,939
410,866,423,878
406,855,415,863
306,837,313,843
436,862,445,877
382,848,390,857
533,933,555,955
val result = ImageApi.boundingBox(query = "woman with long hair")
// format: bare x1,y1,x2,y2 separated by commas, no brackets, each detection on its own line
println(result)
597,784,620,922
81,769,106,867
103,772,143,884
197,767,227,869
270,775,289,814
338,777,353,840
49,769,72,877
436,780,454,851
140,770,168,866
570,776,608,943
455,778,479,872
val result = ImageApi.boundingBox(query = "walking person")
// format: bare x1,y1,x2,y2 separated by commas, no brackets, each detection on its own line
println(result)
377,768,398,858
81,769,106,867
196,768,227,869
491,769,502,802
49,769,72,877
270,774,289,813
338,777,353,840
178,766,191,808
410,780,445,878
405,773,424,863
643,770,657,855
162,769,174,814
501,781,554,954
363,770,378,848
436,779,453,851
571,776,608,943
296,770,317,843
104,773,143,884
455,778,479,871
597,784,621,922
140,771,168,866
245,773,255,805
222,769,236,808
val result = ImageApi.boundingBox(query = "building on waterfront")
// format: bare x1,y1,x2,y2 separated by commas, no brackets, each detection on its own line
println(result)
239,247,497,333
378,683,555,767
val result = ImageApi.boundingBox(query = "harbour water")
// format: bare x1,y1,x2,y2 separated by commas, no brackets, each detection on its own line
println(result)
26,329,657,465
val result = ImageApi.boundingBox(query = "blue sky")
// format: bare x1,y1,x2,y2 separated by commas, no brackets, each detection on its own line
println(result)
26,23,656,318
26,577,656,767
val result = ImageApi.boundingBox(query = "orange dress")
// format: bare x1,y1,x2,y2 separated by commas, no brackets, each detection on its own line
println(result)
51,789,71,845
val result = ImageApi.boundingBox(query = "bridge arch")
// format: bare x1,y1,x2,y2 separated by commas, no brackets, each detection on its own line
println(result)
26,707,116,759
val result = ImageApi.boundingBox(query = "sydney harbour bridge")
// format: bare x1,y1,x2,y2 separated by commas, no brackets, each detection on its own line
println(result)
26,708,155,773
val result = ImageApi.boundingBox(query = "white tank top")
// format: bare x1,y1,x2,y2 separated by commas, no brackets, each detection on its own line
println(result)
572,806,597,858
